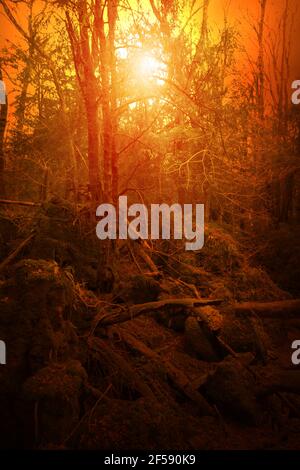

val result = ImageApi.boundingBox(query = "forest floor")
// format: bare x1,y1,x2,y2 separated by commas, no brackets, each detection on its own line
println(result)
0,198,300,450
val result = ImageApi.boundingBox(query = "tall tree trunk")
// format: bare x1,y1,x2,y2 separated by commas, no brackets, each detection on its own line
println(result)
257,0,267,120
278,0,289,137
85,97,101,200
201,0,210,46
98,27,113,201
0,69,7,197
15,0,34,132
108,0,118,202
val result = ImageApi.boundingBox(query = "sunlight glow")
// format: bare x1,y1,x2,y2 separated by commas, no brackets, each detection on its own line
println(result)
137,54,162,78
117,48,128,59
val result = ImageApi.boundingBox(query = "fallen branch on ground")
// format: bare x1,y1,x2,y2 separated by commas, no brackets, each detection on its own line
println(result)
258,370,300,396
0,199,41,207
233,299,300,318
87,336,157,401
96,297,223,327
118,328,214,416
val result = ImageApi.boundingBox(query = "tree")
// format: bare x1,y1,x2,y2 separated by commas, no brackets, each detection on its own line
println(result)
65,0,118,202
0,0,79,198
256,0,267,120
0,67,8,197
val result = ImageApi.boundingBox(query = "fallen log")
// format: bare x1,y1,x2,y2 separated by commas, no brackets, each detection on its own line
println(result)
87,336,157,402
258,370,300,396
233,299,300,318
96,297,223,327
118,328,215,416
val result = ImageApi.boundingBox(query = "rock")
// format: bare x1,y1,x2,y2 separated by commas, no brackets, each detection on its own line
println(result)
168,313,186,332
0,259,81,443
119,275,161,304
184,316,220,362
202,359,260,425
233,352,255,367
179,265,213,286
78,397,197,450
196,225,245,275
22,360,87,445
220,313,269,360
29,236,98,290
153,305,185,330
21,197,100,289
193,306,223,332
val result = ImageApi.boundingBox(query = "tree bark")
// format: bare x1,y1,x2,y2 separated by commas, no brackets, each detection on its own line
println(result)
233,299,300,318
257,0,267,120
0,68,7,198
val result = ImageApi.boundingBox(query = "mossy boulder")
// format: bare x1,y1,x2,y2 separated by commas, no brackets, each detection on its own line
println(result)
203,358,261,425
22,360,87,445
220,313,269,361
25,198,99,289
184,316,221,362
196,225,244,275
0,259,79,393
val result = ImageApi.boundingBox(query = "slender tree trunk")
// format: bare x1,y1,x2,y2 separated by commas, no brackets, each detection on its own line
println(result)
0,69,7,197
15,1,34,132
66,3,101,201
257,0,267,120
86,97,101,200
108,0,118,202
201,0,210,45
278,0,289,137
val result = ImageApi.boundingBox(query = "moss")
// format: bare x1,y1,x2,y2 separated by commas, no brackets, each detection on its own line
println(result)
13,259,75,308
78,397,199,450
254,224,300,296
196,224,245,275
195,306,224,332
203,358,260,425
228,266,290,302
41,198,77,221
26,197,99,288
22,360,87,401
220,313,269,359
22,360,87,445
127,275,161,303
188,224,291,302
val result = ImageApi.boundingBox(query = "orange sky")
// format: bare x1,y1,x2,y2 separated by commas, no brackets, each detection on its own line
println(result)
0,0,299,97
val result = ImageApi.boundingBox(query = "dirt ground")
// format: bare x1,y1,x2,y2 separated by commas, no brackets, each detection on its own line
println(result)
0,200,300,450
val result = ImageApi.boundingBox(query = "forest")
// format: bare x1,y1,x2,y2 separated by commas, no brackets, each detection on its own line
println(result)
0,0,300,451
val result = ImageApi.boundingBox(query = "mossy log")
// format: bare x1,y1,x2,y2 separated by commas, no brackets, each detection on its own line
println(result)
233,299,300,318
118,329,215,416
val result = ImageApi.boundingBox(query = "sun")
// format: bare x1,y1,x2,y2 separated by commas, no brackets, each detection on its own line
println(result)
137,54,163,78
138,55,160,76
